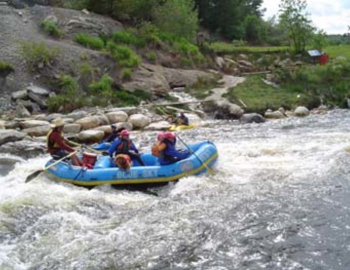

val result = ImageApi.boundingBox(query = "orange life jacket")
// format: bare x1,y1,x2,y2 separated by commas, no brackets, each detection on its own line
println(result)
151,141,167,157
114,154,132,171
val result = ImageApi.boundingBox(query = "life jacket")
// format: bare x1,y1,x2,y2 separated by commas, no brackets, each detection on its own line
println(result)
151,141,167,157
46,129,62,151
176,117,185,125
114,154,132,171
116,138,132,152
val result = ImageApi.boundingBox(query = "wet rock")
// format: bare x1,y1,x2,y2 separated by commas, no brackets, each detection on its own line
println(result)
240,113,265,124
294,106,310,117
0,129,26,146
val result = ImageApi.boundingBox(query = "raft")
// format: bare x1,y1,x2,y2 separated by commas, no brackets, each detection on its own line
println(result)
45,141,218,186
169,124,196,131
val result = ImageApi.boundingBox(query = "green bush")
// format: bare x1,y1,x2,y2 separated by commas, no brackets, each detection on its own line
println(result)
74,33,104,50
20,41,60,70
145,51,157,63
89,74,113,96
112,30,146,47
0,61,14,76
121,68,132,81
112,45,141,68
40,20,64,38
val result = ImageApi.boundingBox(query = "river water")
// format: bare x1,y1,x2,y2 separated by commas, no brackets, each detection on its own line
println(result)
1,109,350,270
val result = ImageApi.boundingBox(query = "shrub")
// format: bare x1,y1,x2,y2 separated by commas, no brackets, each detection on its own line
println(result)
0,61,14,76
40,20,64,38
145,51,157,63
74,33,104,50
20,41,60,70
89,74,113,97
112,45,141,68
121,68,132,81
112,30,146,47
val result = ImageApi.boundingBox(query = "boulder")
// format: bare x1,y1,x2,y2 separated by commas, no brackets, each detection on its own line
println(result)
22,125,51,137
78,130,104,143
63,123,81,134
75,116,100,130
144,121,171,131
0,129,26,145
106,111,128,123
128,114,150,129
240,113,265,124
19,120,50,129
67,111,88,121
294,106,310,117
264,110,285,119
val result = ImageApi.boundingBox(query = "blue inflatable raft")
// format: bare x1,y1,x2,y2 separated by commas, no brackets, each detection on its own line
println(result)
45,141,218,186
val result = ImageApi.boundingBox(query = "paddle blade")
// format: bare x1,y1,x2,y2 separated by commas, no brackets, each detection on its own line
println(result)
25,170,43,183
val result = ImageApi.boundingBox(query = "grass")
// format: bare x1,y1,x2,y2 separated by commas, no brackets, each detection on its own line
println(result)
209,42,290,54
324,45,350,59
223,75,307,114
40,21,64,38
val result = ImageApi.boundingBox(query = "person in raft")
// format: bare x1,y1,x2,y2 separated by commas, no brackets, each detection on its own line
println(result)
47,118,84,167
108,129,145,166
151,131,190,165
172,112,189,126
102,125,126,143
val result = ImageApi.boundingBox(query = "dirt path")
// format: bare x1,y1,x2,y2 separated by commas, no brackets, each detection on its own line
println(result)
205,75,245,101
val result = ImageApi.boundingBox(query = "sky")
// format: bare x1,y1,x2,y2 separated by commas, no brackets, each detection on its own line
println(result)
262,0,350,35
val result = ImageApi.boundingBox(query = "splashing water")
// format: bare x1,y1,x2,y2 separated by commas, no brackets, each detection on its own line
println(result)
2,110,350,269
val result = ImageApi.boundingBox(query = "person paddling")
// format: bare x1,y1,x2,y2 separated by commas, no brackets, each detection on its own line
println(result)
102,125,125,143
108,129,145,166
172,112,189,126
152,131,190,165
47,118,84,167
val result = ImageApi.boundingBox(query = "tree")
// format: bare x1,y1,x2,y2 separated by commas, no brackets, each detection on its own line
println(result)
153,0,198,42
279,0,315,53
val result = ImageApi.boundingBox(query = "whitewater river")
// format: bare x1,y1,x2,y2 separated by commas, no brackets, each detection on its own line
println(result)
2,109,350,270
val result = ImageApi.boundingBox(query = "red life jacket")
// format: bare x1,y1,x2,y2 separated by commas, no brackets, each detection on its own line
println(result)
117,138,132,152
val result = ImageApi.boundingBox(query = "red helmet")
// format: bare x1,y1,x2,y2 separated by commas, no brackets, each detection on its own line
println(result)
163,131,176,140
120,130,130,137
157,132,165,140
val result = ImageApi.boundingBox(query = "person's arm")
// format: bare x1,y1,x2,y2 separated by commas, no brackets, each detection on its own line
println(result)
165,144,189,159
130,142,139,154
108,138,120,157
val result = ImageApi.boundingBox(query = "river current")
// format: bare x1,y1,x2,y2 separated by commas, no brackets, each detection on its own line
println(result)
1,109,350,270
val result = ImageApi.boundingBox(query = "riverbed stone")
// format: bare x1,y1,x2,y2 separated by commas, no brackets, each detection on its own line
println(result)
75,116,100,130
22,125,51,137
128,114,150,129
19,120,50,129
63,123,81,134
106,111,128,123
78,130,104,143
0,129,26,145
294,106,310,117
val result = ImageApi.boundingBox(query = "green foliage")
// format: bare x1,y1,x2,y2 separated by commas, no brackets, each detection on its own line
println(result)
208,42,289,54
311,30,328,51
40,20,64,38
277,59,350,108
120,68,132,81
145,51,157,63
112,30,146,47
224,75,306,113
47,75,86,112
0,61,14,76
20,41,60,70
324,45,350,59
243,15,266,44
110,45,141,68
279,0,315,53
89,74,113,96
74,33,104,50
153,0,198,42
186,75,222,99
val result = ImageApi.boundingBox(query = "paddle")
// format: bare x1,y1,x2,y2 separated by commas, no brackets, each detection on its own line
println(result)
67,140,108,155
25,151,78,183
176,135,214,176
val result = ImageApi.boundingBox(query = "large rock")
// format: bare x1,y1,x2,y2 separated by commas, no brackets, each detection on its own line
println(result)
78,130,104,143
106,111,128,123
0,129,26,145
67,111,88,121
294,106,310,117
143,121,171,131
128,114,150,129
63,123,81,134
264,110,285,119
75,116,100,130
22,125,51,137
240,113,265,124
19,120,50,129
